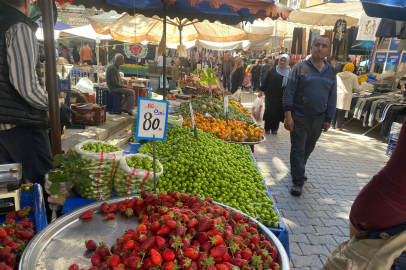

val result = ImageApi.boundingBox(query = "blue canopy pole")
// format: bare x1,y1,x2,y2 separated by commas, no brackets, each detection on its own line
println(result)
163,1,167,100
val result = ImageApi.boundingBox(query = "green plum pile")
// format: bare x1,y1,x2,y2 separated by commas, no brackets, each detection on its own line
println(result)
138,127,277,227
81,142,121,153
175,96,255,125
253,202,280,229
114,154,163,197
74,140,123,200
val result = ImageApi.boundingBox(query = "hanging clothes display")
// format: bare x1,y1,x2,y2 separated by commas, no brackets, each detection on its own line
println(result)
375,19,403,38
357,12,381,41
291,27,305,54
307,29,321,54
332,19,347,55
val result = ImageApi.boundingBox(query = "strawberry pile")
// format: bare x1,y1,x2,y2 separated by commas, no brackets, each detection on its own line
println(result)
0,207,35,270
68,192,281,270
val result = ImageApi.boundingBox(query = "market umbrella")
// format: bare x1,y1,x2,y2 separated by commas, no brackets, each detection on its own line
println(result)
89,13,261,44
287,0,363,27
360,0,406,21
75,0,293,24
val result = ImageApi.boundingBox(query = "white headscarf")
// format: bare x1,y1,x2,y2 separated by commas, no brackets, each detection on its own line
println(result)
276,54,291,87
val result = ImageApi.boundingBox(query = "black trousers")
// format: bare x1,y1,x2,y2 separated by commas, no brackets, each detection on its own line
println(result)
0,126,53,221
332,39,342,56
252,77,260,91
264,119,280,133
290,114,325,186
332,109,346,128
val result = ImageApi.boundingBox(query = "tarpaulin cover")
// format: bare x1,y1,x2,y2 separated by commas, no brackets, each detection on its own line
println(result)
361,0,406,22
288,0,363,27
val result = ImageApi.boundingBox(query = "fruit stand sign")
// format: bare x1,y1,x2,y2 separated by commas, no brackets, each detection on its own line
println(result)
224,96,229,114
124,43,148,59
136,98,169,141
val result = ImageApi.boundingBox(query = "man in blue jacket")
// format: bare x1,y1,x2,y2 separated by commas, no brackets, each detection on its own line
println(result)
283,35,337,196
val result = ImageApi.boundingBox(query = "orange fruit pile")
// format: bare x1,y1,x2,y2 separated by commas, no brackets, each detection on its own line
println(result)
183,113,264,142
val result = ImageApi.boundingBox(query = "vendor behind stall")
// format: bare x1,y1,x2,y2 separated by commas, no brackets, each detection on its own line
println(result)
171,59,181,81
0,0,53,220
105,54,135,115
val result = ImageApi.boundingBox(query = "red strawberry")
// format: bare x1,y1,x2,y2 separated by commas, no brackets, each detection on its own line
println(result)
101,202,109,213
98,245,111,260
196,217,212,232
174,226,186,237
162,248,175,261
216,264,229,270
156,236,167,247
241,249,252,261
16,209,27,219
269,247,278,260
187,218,198,228
166,220,177,229
109,204,117,213
229,258,243,268
107,255,121,267
122,240,135,252
142,257,154,269
0,246,11,259
91,254,102,266
9,243,20,251
85,239,97,251
200,241,212,252
150,249,162,265
140,236,155,252
157,225,171,235
104,213,115,220
4,227,14,236
1,236,13,246
162,261,176,270
222,253,231,262
184,247,198,260
136,198,144,207
141,215,148,223
209,235,223,246
196,232,208,244
81,210,94,219
68,264,79,270
0,228,7,239
127,256,142,269
210,245,226,258
5,212,16,220
251,234,260,245
270,262,281,270
137,224,147,232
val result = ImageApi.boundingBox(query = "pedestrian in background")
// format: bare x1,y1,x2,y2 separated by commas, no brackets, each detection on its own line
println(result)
72,45,80,64
221,53,234,92
332,63,359,130
259,54,291,134
283,35,337,196
230,57,245,94
60,45,70,63
80,43,93,65
250,59,262,92
261,58,272,84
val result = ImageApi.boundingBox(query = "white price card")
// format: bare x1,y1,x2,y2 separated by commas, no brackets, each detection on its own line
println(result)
224,95,229,114
136,98,169,141
189,102,195,127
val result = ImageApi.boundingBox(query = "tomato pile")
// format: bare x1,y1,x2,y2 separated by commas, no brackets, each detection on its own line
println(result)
138,127,276,226
183,113,264,142
81,142,121,153
68,192,281,270
0,207,35,270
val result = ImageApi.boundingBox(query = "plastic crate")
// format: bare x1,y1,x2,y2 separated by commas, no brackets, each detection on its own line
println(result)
106,91,122,114
146,87,152,98
95,86,109,106
58,75,71,107
71,104,107,126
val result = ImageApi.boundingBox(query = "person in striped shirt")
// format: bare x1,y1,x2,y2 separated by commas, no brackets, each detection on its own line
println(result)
0,0,53,219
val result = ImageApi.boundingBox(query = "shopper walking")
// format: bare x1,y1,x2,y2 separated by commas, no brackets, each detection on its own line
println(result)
72,45,80,64
221,53,234,92
259,54,291,135
0,0,53,220
80,43,93,65
230,57,245,94
261,58,272,84
106,54,135,115
283,35,337,196
250,59,262,92
332,63,359,130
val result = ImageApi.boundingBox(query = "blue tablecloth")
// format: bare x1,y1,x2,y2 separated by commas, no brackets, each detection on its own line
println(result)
0,184,47,233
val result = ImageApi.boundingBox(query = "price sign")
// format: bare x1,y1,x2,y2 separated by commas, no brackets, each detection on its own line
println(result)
136,98,169,141
189,102,195,127
224,95,229,114
208,82,212,98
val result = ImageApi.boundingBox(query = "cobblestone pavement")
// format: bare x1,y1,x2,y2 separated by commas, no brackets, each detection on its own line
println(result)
254,123,389,269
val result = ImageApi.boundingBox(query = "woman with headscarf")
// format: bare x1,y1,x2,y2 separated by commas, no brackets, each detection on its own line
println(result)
259,54,291,134
332,63,359,130
230,57,246,94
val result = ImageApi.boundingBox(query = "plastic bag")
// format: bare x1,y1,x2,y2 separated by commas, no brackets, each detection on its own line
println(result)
130,109,141,143
73,139,123,200
44,176,74,199
359,82,374,92
366,74,377,83
114,154,163,196
167,115,183,131
75,77,94,94
252,96,263,123
231,89,242,102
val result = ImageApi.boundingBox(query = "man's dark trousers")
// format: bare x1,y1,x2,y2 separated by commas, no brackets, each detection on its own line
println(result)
290,113,325,187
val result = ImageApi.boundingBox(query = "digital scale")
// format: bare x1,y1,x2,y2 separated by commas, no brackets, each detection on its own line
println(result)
0,164,22,214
